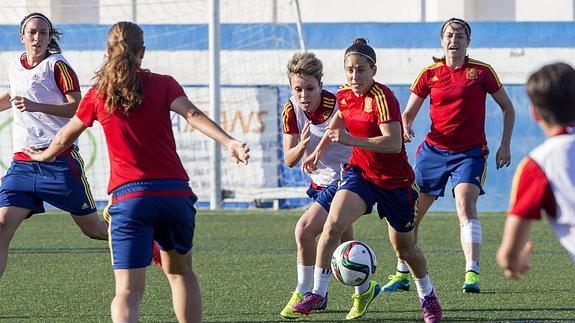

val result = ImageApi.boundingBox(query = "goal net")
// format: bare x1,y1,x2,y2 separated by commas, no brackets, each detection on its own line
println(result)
0,0,307,207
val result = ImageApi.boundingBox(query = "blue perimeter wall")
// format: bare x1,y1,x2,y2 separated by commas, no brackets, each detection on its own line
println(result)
1,22,570,211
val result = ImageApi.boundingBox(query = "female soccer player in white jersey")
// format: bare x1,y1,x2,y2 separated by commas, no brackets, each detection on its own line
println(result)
0,12,108,279
24,21,249,323
497,62,575,278
279,52,353,319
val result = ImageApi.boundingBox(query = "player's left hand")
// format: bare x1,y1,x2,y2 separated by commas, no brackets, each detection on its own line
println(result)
21,146,56,162
326,127,350,146
11,96,42,113
228,140,250,165
496,145,511,169
500,240,534,279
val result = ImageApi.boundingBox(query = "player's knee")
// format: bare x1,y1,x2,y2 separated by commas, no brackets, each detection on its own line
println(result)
295,221,320,245
460,219,482,244
323,220,346,241
455,199,476,217
81,227,107,240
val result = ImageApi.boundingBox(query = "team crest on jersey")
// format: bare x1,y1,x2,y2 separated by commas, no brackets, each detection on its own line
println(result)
466,68,478,80
364,97,373,113
340,98,346,106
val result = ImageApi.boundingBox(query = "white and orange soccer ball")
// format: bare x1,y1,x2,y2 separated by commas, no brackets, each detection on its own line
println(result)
331,240,377,286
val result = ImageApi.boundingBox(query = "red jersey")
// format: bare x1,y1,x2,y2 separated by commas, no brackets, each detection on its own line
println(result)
336,82,414,189
76,71,189,193
411,57,502,151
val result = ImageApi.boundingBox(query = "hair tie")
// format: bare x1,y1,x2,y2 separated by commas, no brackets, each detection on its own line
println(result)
344,51,376,64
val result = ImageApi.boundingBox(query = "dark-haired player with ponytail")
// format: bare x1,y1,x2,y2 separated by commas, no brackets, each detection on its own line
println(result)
24,21,249,323
293,38,442,322
0,12,108,280
384,18,515,294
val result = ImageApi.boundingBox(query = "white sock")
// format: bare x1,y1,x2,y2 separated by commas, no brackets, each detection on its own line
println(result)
295,263,314,294
312,267,331,297
413,274,433,299
397,260,410,274
354,279,371,295
466,261,480,274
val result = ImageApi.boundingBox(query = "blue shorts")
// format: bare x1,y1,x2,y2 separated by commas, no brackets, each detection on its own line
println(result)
414,141,488,197
106,179,197,269
0,150,97,217
306,181,338,212
339,166,418,233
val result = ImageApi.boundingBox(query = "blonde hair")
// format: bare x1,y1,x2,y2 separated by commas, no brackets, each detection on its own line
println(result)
286,52,323,84
94,21,145,114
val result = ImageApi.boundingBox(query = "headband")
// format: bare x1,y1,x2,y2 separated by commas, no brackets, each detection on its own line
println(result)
441,18,470,37
21,14,52,35
344,51,376,64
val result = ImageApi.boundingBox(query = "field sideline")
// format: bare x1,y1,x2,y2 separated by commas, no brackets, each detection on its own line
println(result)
0,210,573,322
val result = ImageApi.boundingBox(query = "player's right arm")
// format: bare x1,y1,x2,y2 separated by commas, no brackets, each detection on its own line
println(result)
496,216,534,279
402,93,425,143
0,91,12,112
171,96,249,165
302,110,345,173
283,121,310,167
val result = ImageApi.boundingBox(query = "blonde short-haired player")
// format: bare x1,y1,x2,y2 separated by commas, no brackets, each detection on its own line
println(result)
279,52,353,319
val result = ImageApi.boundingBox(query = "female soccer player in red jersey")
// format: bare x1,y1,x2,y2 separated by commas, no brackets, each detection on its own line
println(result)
24,21,249,323
0,12,108,280
279,52,353,319
293,38,442,323
383,18,515,294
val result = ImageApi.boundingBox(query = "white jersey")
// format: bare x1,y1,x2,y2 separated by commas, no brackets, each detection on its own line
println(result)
286,91,352,186
529,128,575,261
8,53,77,153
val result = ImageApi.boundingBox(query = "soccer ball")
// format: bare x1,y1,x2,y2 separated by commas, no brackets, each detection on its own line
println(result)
331,240,377,286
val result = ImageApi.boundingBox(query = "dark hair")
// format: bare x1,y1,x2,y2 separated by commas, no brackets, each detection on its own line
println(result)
344,38,376,66
433,18,472,63
440,17,471,39
526,62,575,125
19,12,63,53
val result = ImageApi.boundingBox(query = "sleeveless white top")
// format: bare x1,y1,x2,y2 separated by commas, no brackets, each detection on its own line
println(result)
529,128,575,261
8,53,77,152
289,96,352,186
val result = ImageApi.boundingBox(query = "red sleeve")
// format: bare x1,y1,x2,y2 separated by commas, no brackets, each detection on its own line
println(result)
281,100,299,134
54,60,81,95
165,75,186,106
372,85,401,124
76,88,98,127
481,64,502,94
508,157,556,220
410,67,430,99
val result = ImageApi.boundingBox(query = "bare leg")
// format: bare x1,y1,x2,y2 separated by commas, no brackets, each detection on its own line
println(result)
111,268,146,323
453,183,481,268
393,193,435,273
295,202,354,265
388,227,428,278
72,212,108,240
295,203,329,266
0,206,30,278
316,190,366,269
162,249,202,323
